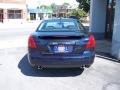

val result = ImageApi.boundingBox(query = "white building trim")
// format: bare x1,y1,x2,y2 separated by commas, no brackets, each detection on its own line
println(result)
0,3,26,9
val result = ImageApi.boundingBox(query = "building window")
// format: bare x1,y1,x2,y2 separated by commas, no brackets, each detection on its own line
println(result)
8,10,22,19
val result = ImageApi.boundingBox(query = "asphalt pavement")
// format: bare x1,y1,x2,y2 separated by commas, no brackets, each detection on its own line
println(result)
0,22,120,90
0,47,120,90
0,22,39,49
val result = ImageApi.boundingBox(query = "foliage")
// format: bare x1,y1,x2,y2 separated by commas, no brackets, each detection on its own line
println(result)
70,9,87,17
39,5,52,9
62,2,70,6
76,0,90,13
50,3,57,13
51,3,57,9
71,9,78,16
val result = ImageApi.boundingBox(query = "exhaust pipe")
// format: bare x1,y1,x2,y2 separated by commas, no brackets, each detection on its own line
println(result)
37,66,43,70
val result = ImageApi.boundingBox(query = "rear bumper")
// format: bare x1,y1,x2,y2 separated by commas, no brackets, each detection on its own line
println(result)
28,52,95,68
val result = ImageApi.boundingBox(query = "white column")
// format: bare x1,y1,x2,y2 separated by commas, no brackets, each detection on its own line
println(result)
90,0,107,39
111,0,120,60
3,9,8,23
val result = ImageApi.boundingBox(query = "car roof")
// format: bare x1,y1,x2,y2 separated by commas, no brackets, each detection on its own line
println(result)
43,18,77,22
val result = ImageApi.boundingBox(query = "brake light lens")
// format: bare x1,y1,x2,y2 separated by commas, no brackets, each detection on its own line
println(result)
28,35,37,48
86,34,95,49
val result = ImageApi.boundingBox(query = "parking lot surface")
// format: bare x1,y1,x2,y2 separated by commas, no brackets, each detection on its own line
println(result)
0,47,120,90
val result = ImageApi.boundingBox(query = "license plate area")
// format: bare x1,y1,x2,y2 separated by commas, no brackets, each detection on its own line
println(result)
54,45,69,53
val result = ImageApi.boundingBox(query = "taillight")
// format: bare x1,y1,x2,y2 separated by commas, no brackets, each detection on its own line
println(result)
28,35,37,48
86,34,95,49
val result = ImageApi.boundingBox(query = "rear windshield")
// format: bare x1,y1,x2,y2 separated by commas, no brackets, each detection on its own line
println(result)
37,19,86,32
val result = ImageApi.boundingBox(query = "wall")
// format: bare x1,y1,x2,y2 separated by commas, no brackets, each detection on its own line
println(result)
90,0,107,39
111,0,120,60
0,0,26,4
0,0,27,23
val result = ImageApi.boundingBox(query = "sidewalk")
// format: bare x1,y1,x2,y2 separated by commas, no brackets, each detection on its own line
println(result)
0,20,40,30
95,40,119,62
96,40,112,54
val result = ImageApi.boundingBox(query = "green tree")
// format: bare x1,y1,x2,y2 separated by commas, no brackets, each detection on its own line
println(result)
76,0,90,13
70,9,87,17
38,5,52,9
71,9,78,16
40,5,47,9
62,2,70,7
50,3,57,13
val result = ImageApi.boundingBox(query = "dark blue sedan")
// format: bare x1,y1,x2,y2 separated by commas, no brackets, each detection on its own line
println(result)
28,18,95,69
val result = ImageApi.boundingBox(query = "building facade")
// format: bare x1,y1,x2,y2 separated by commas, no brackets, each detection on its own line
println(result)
27,8,53,20
0,0,27,23
90,0,120,60
54,6,69,18
53,5,76,18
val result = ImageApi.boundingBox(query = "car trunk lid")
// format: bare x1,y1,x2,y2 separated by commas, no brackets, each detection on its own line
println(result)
33,31,89,54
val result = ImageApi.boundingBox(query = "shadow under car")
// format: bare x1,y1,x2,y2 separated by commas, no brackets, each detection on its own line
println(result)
18,54,84,77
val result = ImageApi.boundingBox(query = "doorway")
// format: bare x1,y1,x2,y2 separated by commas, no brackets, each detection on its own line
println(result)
105,0,116,40
30,13,36,20
0,9,3,23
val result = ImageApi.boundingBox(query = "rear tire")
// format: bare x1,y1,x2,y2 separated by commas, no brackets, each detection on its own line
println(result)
85,65,91,68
